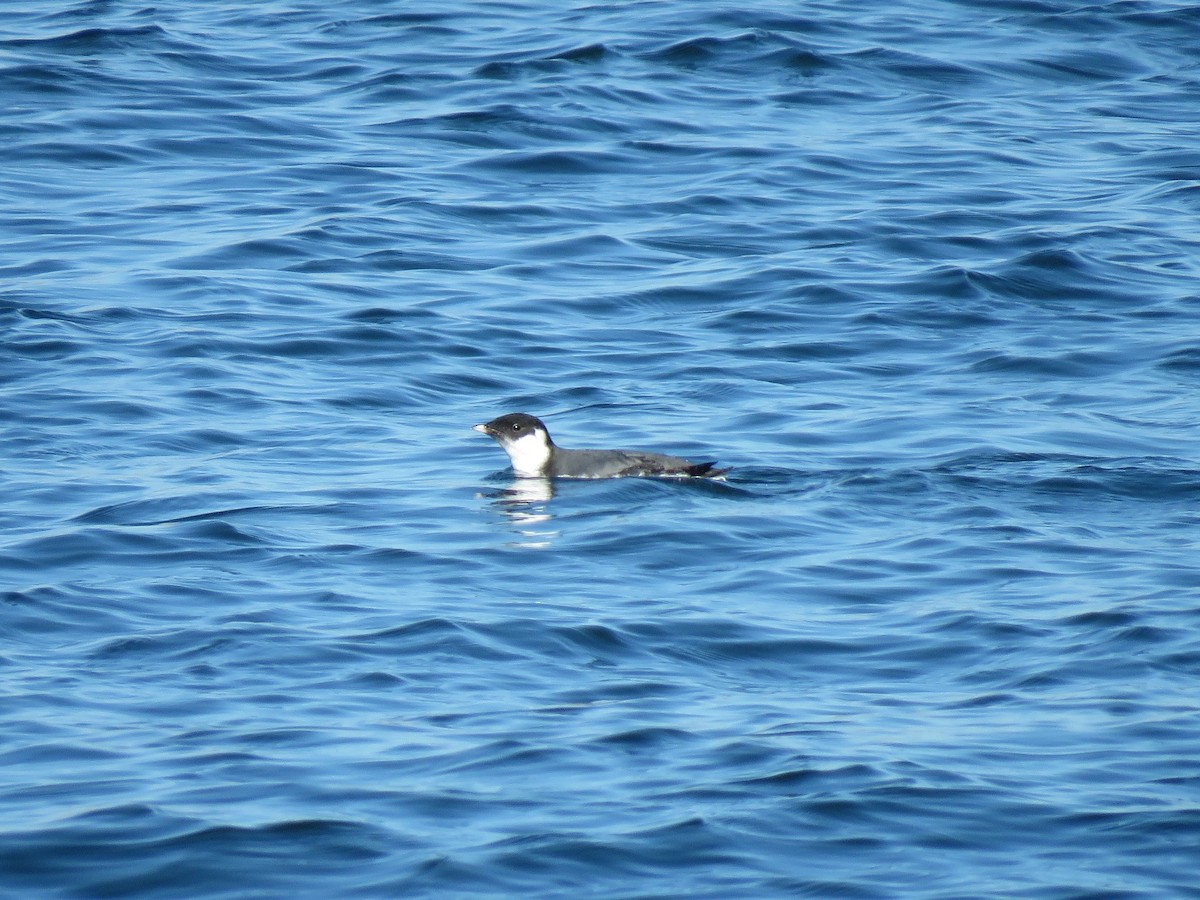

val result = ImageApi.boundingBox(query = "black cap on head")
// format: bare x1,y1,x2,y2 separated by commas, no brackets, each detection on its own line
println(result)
476,413,550,441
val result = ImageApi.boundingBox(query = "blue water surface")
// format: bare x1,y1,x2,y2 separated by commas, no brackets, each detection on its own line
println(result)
3,0,1200,896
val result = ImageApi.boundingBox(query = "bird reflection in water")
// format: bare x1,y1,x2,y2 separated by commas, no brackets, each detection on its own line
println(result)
479,477,558,548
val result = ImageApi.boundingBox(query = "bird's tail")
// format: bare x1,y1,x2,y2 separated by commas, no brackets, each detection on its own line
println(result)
686,461,729,478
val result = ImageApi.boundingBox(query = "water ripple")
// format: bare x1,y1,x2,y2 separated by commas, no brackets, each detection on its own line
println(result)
3,0,1200,896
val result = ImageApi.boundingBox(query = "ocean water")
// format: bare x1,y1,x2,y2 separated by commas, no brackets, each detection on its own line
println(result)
3,0,1200,895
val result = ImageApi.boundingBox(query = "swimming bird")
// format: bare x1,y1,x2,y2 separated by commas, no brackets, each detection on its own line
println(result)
473,413,727,479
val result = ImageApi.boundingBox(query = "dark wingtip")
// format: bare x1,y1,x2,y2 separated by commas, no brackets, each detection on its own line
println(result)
686,461,729,478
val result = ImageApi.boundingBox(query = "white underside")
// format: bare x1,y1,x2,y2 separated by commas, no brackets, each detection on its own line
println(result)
502,430,553,477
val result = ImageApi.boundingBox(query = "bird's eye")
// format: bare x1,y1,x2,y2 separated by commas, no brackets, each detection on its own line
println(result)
511,423,522,432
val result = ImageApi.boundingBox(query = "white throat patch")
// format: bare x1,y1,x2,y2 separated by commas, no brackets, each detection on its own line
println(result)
502,429,552,477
